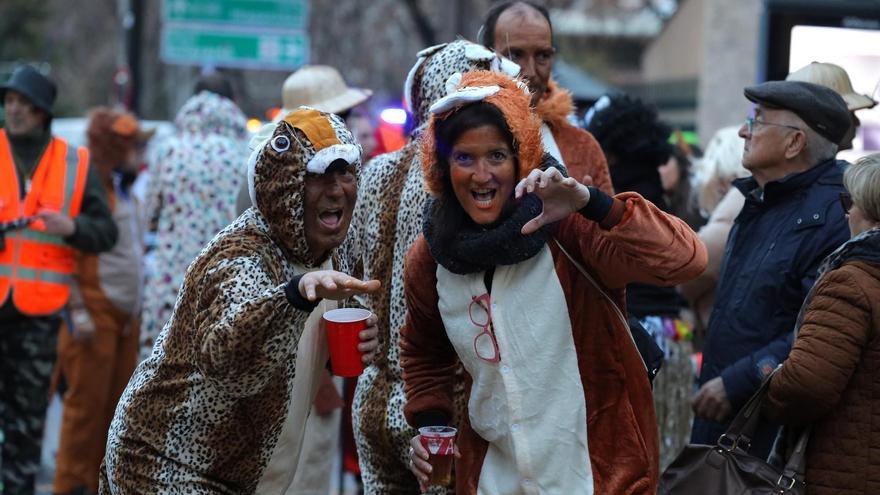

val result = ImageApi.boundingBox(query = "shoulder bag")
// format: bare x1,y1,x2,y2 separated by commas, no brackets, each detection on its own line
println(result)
553,238,663,383
659,367,809,494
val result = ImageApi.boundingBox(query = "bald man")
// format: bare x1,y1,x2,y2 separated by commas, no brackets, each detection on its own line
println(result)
480,1,613,194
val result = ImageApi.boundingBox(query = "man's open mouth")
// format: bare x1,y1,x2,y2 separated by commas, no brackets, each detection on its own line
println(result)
318,209,343,229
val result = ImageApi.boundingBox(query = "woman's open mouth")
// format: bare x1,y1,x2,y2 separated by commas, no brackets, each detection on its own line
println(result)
471,188,497,209
318,209,343,229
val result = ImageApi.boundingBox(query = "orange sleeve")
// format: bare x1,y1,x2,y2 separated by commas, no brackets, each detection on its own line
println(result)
556,191,708,290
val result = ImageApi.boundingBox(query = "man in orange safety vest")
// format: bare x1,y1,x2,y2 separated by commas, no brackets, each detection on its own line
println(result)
0,64,117,495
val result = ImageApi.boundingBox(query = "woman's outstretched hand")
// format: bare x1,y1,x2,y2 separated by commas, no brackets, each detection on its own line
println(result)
298,271,381,301
515,167,591,235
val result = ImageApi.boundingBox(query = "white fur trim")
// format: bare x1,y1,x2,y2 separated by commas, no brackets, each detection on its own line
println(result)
247,123,276,206
464,42,496,61
495,57,521,78
246,145,262,207
249,122,276,151
405,44,449,113
404,56,426,114
444,72,463,96
466,41,521,78
429,85,501,115
306,144,360,174
416,43,448,58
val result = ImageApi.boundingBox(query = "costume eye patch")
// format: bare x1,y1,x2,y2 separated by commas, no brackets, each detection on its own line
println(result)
271,135,291,153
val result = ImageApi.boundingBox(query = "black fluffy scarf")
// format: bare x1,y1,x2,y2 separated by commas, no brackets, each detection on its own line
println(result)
422,193,552,275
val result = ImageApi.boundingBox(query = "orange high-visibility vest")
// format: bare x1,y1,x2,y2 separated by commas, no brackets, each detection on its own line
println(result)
0,129,89,316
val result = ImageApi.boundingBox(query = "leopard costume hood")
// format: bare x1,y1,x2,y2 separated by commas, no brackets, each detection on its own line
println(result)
246,107,362,268
404,39,520,132
420,70,543,195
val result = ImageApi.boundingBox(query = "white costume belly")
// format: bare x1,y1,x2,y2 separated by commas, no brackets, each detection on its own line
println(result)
436,246,593,494
255,259,336,495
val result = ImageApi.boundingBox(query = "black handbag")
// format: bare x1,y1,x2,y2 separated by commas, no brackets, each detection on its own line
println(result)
627,316,664,382
659,367,809,494
553,239,663,383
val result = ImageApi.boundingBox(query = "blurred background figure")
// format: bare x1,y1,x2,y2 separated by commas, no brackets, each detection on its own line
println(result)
786,62,877,151
1,65,117,495
51,107,147,495
346,109,377,164
139,73,248,361
660,132,705,230
680,126,748,345
585,93,696,470
277,65,372,122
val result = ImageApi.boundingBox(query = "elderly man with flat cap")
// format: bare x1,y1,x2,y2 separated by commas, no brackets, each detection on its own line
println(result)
0,65,116,494
690,80,852,458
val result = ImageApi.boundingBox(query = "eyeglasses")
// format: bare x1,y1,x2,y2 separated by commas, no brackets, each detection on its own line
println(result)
468,294,501,363
839,192,854,214
744,117,802,137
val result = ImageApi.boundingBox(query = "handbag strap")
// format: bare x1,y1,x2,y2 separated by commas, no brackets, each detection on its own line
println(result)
719,366,812,482
719,366,778,451
778,426,811,486
552,238,648,374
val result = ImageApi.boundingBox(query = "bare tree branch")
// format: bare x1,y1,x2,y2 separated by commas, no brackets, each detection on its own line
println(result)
401,0,436,46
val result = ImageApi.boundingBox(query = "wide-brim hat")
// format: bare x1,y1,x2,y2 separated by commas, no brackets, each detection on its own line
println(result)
786,62,877,111
275,65,372,121
0,65,57,116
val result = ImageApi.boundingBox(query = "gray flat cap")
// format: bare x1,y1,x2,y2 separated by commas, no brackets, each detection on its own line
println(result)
744,80,851,145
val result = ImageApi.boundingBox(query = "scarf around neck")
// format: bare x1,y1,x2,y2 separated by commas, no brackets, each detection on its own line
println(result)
794,227,880,331
422,193,553,275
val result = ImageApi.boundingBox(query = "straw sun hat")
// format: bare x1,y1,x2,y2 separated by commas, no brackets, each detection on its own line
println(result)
276,65,372,120
787,62,877,111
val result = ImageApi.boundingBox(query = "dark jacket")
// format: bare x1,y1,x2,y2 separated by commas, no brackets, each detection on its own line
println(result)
764,229,880,495
691,158,850,456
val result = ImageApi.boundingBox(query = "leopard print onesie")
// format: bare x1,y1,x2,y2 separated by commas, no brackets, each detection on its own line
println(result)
101,109,363,494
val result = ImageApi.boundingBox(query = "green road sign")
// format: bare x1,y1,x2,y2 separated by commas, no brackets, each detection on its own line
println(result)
163,0,307,30
162,24,308,69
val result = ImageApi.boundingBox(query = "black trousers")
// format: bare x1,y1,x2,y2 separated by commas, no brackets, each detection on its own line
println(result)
0,315,61,495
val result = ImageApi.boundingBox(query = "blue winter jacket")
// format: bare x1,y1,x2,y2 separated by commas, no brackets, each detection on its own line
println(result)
691,158,850,456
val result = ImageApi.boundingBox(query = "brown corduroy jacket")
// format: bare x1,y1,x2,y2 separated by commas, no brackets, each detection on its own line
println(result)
765,261,880,495
535,80,614,195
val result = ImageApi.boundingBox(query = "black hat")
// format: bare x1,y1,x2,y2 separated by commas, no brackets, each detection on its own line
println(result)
744,80,851,145
0,65,57,117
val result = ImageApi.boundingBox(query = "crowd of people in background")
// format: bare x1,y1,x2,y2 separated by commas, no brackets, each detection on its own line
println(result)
1,1,879,494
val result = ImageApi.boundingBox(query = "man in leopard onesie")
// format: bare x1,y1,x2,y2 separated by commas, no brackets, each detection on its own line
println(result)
349,38,610,493
100,108,380,494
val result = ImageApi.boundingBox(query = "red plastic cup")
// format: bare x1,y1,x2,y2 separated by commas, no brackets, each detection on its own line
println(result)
419,426,457,486
323,308,371,377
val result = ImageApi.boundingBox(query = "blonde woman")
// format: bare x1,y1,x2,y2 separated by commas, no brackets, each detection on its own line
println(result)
764,153,880,495
680,126,749,337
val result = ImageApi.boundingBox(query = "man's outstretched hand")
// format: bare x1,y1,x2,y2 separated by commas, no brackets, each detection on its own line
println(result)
298,271,381,301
